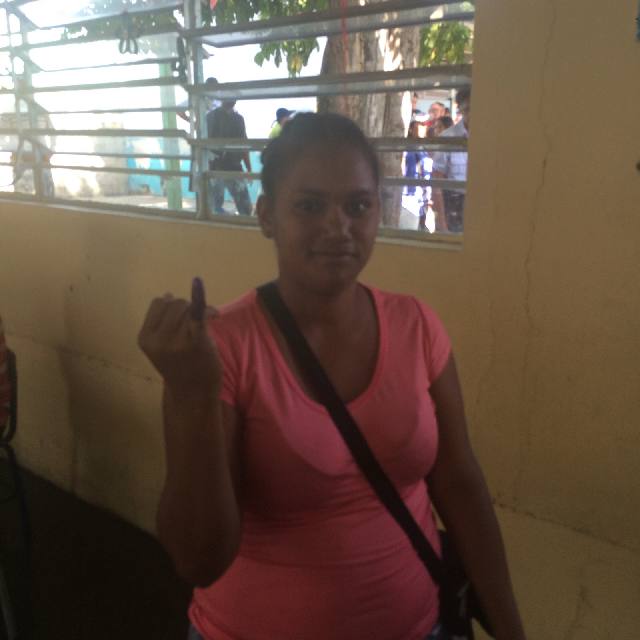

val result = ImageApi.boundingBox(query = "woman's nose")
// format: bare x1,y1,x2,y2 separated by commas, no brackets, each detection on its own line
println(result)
324,202,350,236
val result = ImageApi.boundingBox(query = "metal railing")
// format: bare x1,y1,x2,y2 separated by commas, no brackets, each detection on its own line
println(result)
0,0,472,240
185,1,473,47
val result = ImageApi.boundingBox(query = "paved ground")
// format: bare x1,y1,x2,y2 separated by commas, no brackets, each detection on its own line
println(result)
0,461,191,640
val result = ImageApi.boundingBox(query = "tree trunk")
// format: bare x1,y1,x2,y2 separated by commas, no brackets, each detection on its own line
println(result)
318,0,420,227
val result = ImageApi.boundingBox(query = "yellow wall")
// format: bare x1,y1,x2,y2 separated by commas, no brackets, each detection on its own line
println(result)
1,0,639,637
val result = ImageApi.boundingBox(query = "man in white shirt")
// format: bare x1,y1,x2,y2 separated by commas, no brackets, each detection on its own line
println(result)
431,87,470,233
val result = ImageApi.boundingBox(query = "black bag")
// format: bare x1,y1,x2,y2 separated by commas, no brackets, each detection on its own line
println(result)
437,530,492,638
257,282,494,640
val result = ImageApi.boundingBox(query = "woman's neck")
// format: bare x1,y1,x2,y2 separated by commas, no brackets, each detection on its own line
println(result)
274,277,365,332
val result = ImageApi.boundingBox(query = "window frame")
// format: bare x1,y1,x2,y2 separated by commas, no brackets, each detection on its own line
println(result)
0,0,472,243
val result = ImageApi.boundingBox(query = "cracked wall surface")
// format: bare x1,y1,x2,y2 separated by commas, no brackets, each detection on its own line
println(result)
1,0,639,637
463,0,640,555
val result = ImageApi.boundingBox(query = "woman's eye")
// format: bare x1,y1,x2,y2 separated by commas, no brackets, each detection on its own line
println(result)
296,199,324,214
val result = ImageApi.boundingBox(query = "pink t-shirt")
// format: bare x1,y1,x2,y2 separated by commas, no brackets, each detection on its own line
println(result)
189,285,452,640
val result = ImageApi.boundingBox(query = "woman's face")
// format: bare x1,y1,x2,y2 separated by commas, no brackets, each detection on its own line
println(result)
257,143,381,295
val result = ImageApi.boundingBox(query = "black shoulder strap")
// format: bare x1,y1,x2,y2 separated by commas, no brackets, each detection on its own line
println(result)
256,281,447,586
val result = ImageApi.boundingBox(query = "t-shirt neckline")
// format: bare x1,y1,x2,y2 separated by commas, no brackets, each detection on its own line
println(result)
251,283,387,414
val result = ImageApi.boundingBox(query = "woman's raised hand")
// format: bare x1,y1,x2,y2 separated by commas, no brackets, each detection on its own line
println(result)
138,277,222,397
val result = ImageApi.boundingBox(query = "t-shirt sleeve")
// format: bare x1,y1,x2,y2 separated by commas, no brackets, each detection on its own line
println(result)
207,317,239,408
414,298,452,383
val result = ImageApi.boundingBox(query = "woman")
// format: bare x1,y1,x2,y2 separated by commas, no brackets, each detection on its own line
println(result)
403,120,427,196
138,113,525,640
403,120,430,230
432,115,454,138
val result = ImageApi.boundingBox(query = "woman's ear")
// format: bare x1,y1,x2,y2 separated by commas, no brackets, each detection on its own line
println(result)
256,194,274,238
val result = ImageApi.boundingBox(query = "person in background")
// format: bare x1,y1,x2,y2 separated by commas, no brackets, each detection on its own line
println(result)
411,91,427,122
403,121,430,231
427,101,446,128
206,99,253,216
177,77,220,123
138,112,525,640
433,115,454,137
403,120,427,197
431,87,471,233
268,107,293,139
179,77,220,194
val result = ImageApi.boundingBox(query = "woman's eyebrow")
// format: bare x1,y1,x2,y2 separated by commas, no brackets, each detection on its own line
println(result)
293,188,376,197
293,188,326,196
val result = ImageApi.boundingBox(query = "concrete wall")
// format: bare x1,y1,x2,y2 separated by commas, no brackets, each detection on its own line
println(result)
1,0,639,637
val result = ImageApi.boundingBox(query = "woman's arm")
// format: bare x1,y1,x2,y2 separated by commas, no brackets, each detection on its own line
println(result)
138,279,242,587
157,394,242,587
428,355,526,640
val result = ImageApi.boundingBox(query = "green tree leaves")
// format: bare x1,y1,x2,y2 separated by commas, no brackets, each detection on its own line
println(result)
63,1,473,72
209,0,327,76
419,21,473,67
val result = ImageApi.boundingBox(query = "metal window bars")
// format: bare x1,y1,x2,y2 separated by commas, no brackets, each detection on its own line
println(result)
14,0,182,30
184,1,473,48
0,0,473,239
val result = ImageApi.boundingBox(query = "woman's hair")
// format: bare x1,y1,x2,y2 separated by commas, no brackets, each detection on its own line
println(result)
456,86,471,106
436,115,454,131
260,112,379,200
